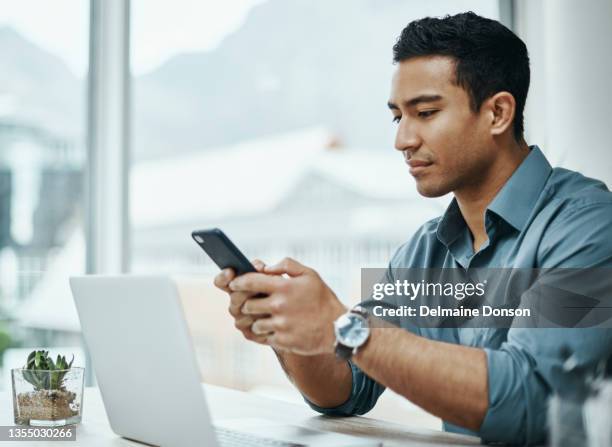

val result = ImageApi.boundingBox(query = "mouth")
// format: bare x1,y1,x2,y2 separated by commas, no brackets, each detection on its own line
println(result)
406,159,433,176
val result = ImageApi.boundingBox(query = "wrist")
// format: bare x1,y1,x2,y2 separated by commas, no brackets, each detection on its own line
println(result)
332,300,349,321
332,305,371,360
325,300,348,353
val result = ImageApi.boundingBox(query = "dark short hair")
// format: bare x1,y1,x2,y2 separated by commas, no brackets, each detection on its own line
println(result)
393,12,530,141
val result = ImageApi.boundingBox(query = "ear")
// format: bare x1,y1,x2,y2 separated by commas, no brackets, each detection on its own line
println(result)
485,92,516,137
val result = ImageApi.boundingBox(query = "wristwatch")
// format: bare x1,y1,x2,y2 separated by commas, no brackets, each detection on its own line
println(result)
333,306,371,360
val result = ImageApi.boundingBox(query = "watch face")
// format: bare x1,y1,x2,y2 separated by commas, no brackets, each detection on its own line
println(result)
335,313,370,348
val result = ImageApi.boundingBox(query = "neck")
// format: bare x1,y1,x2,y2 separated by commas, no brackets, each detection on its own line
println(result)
454,139,530,252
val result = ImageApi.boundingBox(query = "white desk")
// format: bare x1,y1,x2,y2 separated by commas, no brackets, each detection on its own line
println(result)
0,385,480,446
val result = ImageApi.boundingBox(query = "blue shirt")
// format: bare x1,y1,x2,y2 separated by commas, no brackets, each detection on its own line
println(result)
306,146,612,444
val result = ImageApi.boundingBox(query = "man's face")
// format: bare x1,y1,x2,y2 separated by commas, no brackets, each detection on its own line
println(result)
388,56,496,197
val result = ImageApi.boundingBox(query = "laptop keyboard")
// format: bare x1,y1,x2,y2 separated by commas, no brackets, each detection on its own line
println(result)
215,427,306,447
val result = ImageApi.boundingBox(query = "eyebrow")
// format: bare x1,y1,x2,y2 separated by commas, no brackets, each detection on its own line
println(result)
387,94,443,110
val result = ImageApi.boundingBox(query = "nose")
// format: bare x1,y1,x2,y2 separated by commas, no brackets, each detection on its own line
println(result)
394,118,422,156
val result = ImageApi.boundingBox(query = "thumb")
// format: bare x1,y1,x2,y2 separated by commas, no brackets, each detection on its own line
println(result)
251,259,266,272
264,257,309,277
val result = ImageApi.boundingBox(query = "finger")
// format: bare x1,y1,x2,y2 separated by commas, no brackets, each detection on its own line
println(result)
249,334,271,345
242,296,280,315
251,259,266,272
263,257,309,277
234,317,270,345
214,268,235,291
234,314,254,331
228,291,250,315
240,324,271,344
229,272,284,294
251,317,281,335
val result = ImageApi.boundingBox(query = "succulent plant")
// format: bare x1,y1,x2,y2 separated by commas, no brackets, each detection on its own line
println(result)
22,350,74,391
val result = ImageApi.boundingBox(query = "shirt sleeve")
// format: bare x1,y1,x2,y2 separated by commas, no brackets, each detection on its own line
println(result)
303,360,386,416
479,202,612,444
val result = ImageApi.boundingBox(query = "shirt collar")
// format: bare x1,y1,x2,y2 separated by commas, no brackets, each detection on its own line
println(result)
436,146,552,246
436,198,465,247
487,145,552,231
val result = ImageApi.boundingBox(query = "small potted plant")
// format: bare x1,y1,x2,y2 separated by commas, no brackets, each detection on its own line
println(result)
11,350,84,426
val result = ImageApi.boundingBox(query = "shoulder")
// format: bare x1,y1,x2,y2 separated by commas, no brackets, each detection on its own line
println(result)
541,168,612,233
545,167,612,211
537,168,612,267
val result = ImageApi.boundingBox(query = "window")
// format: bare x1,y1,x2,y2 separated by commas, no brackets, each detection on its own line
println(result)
0,0,89,387
130,0,500,392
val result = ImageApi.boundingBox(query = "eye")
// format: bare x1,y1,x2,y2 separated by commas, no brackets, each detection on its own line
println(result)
418,110,438,118
392,115,401,124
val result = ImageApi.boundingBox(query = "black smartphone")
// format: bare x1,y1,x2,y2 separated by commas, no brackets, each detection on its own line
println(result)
191,228,256,276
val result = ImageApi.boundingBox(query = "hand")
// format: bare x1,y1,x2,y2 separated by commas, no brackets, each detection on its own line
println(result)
228,257,347,355
213,259,270,345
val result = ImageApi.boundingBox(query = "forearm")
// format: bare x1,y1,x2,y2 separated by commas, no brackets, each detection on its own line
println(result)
273,349,352,408
353,327,488,430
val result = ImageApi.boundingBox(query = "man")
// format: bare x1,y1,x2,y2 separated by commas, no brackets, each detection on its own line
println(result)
214,12,612,444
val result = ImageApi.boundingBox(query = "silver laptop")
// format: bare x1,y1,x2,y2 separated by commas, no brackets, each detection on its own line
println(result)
70,275,381,447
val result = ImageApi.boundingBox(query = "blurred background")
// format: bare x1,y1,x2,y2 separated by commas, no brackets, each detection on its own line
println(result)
0,0,610,430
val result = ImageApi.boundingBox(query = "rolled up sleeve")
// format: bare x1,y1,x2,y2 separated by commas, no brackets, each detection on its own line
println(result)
304,360,386,416
481,343,549,444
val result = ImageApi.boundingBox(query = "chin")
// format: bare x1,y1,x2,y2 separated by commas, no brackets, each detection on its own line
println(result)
415,180,452,198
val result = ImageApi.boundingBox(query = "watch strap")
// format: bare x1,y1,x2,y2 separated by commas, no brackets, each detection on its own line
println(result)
352,305,368,318
334,342,354,360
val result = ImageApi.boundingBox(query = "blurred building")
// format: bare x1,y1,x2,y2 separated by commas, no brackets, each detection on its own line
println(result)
0,118,82,312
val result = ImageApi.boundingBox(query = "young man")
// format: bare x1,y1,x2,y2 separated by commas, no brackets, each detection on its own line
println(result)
214,12,612,444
